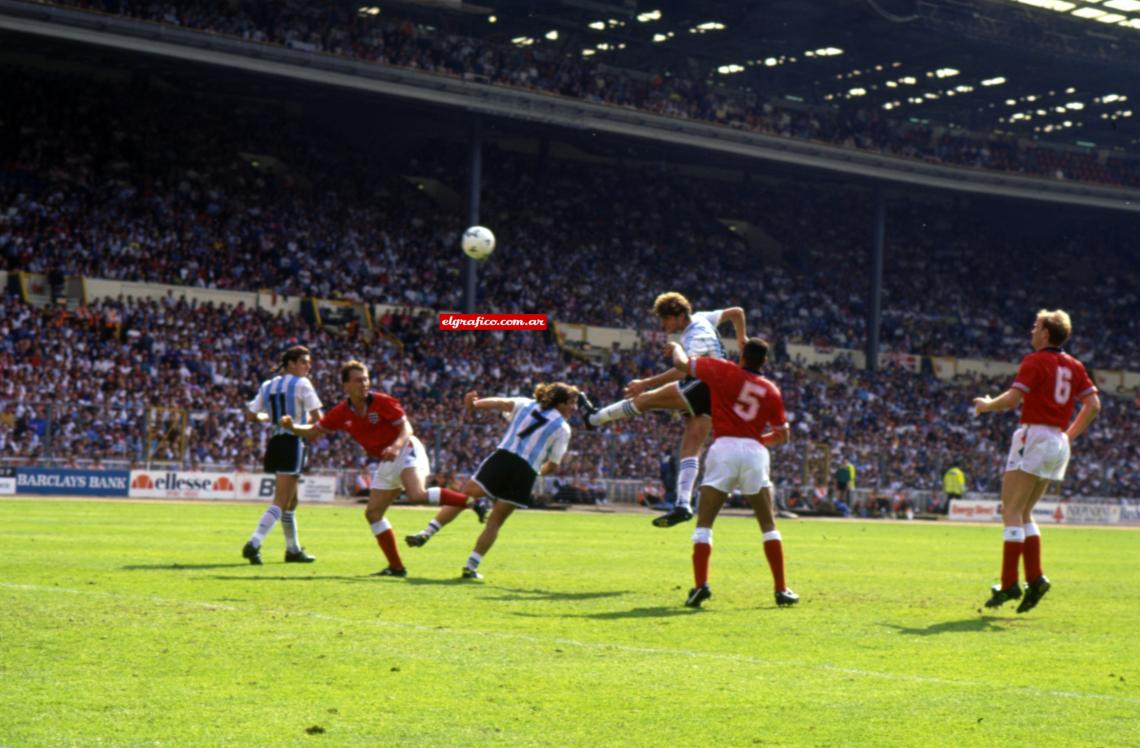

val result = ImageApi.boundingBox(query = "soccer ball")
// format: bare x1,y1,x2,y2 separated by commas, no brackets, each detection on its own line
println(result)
461,225,495,261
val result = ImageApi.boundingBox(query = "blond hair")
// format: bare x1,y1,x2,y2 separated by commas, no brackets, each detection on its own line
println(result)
533,381,580,410
1036,309,1072,346
652,291,692,319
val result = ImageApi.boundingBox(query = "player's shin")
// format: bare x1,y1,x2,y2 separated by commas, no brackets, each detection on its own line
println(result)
762,530,787,592
692,527,712,587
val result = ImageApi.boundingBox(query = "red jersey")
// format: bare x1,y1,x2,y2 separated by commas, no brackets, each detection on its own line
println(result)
318,392,406,458
1012,348,1097,428
692,357,788,442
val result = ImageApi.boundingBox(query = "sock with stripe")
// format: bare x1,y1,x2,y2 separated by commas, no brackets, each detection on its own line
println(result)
465,551,483,571
281,511,301,553
249,505,282,548
419,519,444,538
762,530,787,592
1001,525,1025,589
675,457,700,509
691,527,712,587
589,398,641,427
1022,522,1043,581
371,519,405,570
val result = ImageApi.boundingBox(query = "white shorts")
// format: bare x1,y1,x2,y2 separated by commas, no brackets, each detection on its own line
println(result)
701,437,771,495
371,435,431,492
1005,425,1070,481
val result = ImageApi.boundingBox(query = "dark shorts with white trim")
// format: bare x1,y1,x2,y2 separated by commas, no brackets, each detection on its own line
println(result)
678,377,712,417
264,433,307,475
472,449,538,508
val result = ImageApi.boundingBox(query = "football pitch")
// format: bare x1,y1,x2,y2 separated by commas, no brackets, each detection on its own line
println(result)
2,500,1137,747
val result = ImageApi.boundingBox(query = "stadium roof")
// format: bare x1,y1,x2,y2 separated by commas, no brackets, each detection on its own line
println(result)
384,0,1139,152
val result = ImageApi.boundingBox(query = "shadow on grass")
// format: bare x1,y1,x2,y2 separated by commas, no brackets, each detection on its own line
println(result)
484,587,630,602
207,574,377,583
512,605,693,620
882,617,1011,636
122,563,257,571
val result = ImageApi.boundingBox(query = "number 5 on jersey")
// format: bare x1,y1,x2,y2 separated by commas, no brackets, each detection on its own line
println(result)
733,381,767,421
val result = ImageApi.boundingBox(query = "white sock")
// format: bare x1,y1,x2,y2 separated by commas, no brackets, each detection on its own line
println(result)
422,519,443,538
249,505,282,547
762,530,782,542
675,457,700,508
281,511,300,553
466,551,483,570
371,518,392,536
426,487,441,506
1003,526,1026,542
1023,521,1040,538
590,399,641,427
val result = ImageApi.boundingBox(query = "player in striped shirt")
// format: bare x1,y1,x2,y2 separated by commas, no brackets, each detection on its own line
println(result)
579,291,746,528
455,382,579,580
973,309,1100,613
241,345,323,565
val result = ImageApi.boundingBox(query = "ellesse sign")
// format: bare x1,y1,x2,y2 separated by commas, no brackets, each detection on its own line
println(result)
129,471,238,499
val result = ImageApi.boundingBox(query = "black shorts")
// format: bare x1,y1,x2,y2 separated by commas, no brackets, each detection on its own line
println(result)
264,433,306,475
678,378,711,417
472,449,538,508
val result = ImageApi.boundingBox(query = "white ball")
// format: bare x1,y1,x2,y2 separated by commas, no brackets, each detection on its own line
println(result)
461,225,495,261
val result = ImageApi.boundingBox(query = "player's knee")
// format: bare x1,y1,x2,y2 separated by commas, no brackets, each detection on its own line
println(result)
405,486,427,503
364,506,385,523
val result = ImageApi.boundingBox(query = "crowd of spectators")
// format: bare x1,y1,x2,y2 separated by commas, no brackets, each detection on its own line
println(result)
0,293,1136,500
3,67,1137,371
49,0,1140,188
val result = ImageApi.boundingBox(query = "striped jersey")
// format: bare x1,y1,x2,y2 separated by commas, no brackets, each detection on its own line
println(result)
247,374,323,437
679,309,727,359
496,397,572,473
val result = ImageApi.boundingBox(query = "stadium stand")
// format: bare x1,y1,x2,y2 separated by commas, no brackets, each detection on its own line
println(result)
3,67,1137,368
42,0,1140,188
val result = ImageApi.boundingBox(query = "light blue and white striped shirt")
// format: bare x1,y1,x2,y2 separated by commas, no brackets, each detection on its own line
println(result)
497,397,572,473
679,309,727,359
247,374,323,437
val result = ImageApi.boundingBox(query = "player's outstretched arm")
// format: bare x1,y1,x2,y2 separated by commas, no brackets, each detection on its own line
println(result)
721,306,747,348
973,388,1023,415
465,391,516,414
1065,392,1101,443
279,415,329,440
628,363,687,397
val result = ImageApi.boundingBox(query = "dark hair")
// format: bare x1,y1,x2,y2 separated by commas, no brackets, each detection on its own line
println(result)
280,345,311,369
533,381,580,409
741,338,769,369
341,360,368,383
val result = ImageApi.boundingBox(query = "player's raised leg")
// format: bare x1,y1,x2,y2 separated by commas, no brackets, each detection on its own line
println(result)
747,487,798,606
407,505,465,547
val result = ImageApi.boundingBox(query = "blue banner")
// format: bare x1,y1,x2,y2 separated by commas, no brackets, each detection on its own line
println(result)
15,468,130,496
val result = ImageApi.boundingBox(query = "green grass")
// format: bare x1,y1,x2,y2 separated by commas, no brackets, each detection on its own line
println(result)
1,499,1137,747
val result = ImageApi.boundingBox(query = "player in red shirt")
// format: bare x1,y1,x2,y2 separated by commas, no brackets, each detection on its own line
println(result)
973,309,1100,612
283,360,489,576
666,338,797,609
